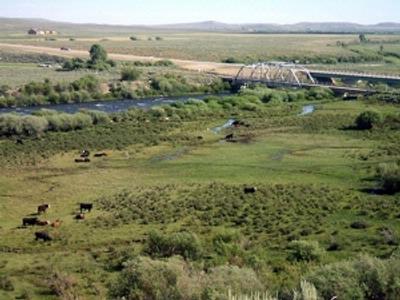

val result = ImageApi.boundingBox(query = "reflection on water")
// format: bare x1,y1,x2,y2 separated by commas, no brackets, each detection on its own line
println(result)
300,105,315,116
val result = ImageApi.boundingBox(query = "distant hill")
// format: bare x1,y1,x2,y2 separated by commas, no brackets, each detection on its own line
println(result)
1,17,400,35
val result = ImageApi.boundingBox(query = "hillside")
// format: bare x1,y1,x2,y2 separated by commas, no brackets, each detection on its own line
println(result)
1,17,400,35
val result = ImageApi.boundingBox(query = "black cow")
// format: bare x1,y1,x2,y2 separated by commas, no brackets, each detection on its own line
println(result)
37,204,50,214
244,187,257,194
94,152,108,157
225,133,234,140
80,150,90,158
23,217,38,226
80,203,93,213
35,231,52,242
75,158,90,163
75,213,85,220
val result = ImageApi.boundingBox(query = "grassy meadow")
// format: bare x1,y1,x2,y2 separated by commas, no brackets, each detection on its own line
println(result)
0,20,400,299
0,91,400,298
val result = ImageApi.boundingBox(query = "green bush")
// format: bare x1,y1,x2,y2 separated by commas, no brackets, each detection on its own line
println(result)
288,240,325,262
376,163,400,194
356,110,382,130
145,231,202,260
307,255,400,300
108,257,181,300
121,68,141,81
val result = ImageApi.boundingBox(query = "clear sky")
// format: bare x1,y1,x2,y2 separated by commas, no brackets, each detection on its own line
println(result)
1,0,399,25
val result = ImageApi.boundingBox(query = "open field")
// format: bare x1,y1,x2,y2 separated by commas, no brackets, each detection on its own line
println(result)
1,17,400,299
0,95,399,298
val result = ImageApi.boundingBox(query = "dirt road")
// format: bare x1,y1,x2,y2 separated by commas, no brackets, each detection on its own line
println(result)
0,42,242,76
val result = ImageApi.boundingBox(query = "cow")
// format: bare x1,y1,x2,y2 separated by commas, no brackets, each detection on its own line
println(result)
80,150,90,158
37,204,50,214
75,213,85,220
36,220,51,226
51,220,63,228
80,203,93,213
197,136,204,140
75,158,91,163
94,152,108,157
23,217,39,226
35,231,52,242
244,187,257,194
225,133,234,140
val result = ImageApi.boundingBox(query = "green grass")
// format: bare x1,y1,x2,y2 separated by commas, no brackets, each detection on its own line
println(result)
0,99,399,298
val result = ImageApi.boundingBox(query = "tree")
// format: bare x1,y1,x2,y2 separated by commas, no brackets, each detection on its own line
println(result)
89,44,108,64
359,33,368,43
355,110,382,130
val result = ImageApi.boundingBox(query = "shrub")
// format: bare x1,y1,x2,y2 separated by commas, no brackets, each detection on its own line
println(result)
47,272,79,299
207,265,263,296
0,276,14,291
22,115,48,137
80,109,111,125
288,240,324,262
108,257,181,300
376,163,400,194
356,110,382,130
350,221,369,229
121,67,141,81
145,231,202,260
307,255,398,300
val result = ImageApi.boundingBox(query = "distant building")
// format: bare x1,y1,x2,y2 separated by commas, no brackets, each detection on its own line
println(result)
28,28,57,35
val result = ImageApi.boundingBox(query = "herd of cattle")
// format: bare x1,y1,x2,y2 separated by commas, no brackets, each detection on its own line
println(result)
75,150,108,163
22,203,94,242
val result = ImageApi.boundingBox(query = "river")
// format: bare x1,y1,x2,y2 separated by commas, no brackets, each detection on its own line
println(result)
0,94,219,115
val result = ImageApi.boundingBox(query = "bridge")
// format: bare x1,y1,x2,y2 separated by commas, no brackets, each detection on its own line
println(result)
222,62,400,95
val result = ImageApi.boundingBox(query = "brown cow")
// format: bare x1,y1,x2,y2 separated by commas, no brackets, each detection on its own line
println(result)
36,220,51,226
38,204,50,214
51,220,63,228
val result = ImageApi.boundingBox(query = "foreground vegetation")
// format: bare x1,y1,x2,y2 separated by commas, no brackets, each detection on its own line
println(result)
0,85,399,299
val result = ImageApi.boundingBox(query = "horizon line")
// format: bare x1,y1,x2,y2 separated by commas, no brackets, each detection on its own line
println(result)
1,16,399,27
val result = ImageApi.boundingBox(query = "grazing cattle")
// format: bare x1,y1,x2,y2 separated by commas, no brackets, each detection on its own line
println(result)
37,204,50,214
225,133,234,140
16,139,24,145
75,213,85,220
35,231,52,242
94,152,108,157
80,150,90,157
80,203,93,213
75,158,91,163
36,220,50,226
51,220,63,228
23,217,38,226
197,136,204,140
244,187,257,194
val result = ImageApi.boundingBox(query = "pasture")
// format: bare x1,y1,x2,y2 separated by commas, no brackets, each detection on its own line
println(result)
0,98,399,299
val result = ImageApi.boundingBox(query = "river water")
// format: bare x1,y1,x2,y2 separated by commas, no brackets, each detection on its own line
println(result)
0,94,216,115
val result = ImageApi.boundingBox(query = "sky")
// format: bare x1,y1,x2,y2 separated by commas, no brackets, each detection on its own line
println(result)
1,0,399,25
